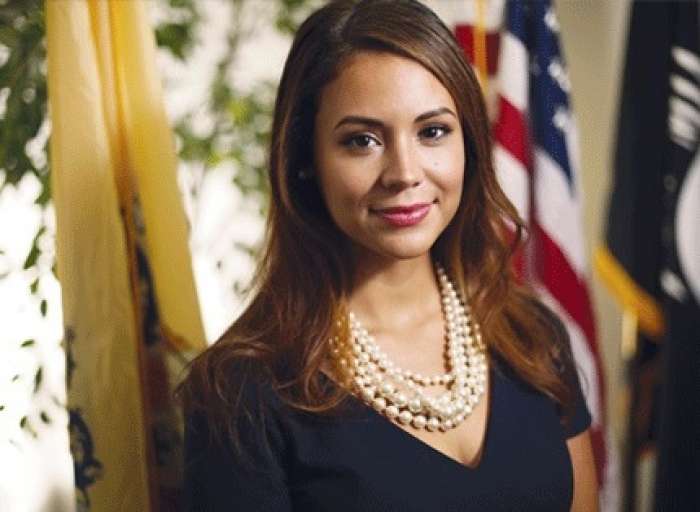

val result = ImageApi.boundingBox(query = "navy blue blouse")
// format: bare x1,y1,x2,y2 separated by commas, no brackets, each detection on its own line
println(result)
184,354,592,511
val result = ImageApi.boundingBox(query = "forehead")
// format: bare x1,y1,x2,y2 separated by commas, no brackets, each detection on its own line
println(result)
316,51,457,121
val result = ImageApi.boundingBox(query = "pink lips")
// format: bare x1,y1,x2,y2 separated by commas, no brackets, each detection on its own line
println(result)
373,203,432,227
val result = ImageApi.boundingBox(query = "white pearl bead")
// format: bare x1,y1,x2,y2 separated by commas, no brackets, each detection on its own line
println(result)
398,411,413,425
372,397,387,411
412,415,427,429
408,398,422,413
385,405,399,419
380,382,394,395
427,417,440,431
361,387,375,402
394,393,408,407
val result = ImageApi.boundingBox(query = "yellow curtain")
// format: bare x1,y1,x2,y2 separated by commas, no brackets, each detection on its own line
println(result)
46,0,205,509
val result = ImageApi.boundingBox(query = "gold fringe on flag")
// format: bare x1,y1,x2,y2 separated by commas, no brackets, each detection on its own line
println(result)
594,246,665,339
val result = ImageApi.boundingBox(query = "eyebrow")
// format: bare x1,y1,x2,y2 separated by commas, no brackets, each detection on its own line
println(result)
333,107,457,130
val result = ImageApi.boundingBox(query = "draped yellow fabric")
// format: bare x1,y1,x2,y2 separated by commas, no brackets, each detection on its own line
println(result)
105,2,205,351
46,0,204,509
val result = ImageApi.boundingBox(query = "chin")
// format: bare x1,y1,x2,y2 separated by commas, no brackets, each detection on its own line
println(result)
359,234,440,262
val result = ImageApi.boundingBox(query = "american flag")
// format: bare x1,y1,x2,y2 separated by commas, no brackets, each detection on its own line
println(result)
454,0,615,508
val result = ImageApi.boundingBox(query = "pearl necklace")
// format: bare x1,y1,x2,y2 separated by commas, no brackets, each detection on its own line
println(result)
329,264,488,432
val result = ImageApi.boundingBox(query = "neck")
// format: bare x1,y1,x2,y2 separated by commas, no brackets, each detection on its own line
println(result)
347,253,441,332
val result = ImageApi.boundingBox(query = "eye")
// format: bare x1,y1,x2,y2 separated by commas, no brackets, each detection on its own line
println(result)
419,124,452,141
341,133,381,150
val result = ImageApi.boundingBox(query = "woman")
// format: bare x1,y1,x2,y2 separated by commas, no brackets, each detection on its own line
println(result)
179,0,599,510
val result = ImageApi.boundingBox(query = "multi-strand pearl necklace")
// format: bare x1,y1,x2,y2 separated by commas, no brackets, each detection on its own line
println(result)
329,264,488,432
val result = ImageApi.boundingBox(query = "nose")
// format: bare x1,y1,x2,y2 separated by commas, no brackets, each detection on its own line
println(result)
379,135,423,190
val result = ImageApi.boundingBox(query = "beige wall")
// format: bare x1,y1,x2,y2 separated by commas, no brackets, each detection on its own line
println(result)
557,0,630,443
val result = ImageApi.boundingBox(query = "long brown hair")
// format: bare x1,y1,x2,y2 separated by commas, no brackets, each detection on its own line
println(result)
178,0,579,449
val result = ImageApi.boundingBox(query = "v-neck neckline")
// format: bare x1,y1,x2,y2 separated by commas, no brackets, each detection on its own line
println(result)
361,364,496,473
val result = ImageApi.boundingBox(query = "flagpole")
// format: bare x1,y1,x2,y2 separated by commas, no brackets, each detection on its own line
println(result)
474,0,488,93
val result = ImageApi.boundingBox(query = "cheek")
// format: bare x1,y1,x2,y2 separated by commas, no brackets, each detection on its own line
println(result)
316,153,375,208
430,142,466,192
319,165,369,206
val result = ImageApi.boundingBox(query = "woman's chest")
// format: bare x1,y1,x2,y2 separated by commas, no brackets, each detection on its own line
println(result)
283,369,575,511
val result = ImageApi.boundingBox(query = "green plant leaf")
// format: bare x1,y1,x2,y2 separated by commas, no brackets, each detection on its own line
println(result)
19,415,38,437
22,244,40,270
33,366,42,393
22,225,45,270
20,338,35,347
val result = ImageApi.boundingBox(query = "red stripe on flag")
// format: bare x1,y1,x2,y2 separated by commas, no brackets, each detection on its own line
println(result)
494,96,531,169
533,222,595,342
454,24,501,75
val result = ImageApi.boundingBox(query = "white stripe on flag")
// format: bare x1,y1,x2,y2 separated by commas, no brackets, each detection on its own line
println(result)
533,147,587,276
494,143,530,222
496,32,529,111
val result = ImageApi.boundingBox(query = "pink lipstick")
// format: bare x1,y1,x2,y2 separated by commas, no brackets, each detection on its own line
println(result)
373,203,432,227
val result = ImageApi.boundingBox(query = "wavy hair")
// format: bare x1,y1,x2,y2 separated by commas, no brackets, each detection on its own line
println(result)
177,0,579,450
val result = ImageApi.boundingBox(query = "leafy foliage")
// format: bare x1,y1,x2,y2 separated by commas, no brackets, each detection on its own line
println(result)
0,0,48,199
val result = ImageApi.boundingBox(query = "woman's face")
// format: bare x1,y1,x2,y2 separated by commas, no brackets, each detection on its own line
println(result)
313,51,465,264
